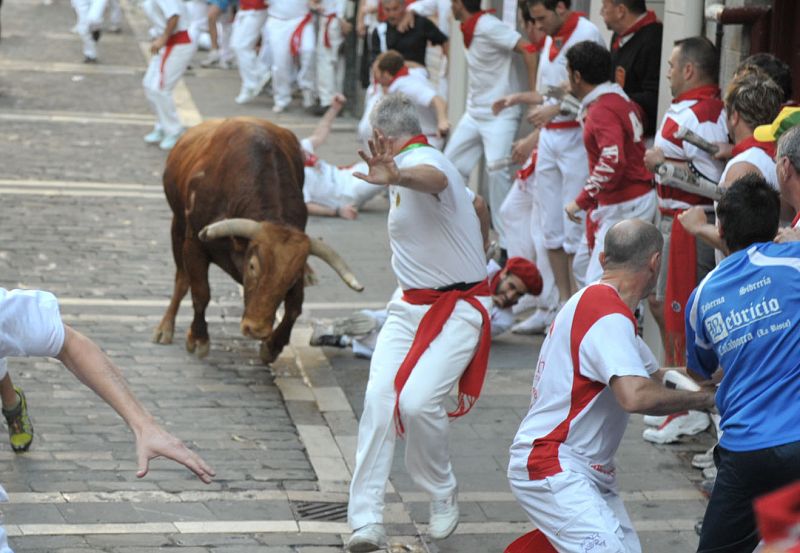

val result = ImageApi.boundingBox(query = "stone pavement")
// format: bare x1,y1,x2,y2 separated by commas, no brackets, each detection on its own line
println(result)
0,0,714,550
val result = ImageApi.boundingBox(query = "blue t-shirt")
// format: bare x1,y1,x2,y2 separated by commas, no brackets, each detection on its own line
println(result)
686,241,800,452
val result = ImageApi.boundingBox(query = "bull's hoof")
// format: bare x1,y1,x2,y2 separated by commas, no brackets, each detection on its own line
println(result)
152,325,174,345
259,341,280,365
186,332,210,359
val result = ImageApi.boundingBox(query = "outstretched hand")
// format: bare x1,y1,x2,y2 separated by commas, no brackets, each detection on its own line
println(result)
353,130,401,186
136,421,216,483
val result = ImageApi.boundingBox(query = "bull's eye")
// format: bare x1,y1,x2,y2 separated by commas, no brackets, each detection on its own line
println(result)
248,256,260,276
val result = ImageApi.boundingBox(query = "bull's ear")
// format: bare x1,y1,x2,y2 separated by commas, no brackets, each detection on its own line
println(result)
304,263,318,287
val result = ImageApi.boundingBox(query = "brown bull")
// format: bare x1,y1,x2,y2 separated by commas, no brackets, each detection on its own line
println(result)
152,117,363,364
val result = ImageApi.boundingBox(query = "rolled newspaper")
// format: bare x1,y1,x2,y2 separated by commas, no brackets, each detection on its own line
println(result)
656,163,722,201
674,125,720,155
543,86,580,118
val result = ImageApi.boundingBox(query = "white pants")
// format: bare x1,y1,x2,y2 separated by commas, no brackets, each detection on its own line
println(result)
509,472,641,553
444,111,520,248
316,16,344,107
0,484,11,553
230,9,269,92
267,14,315,109
536,127,589,254
348,295,490,529
583,190,658,283
142,41,197,137
71,0,99,58
498,180,560,311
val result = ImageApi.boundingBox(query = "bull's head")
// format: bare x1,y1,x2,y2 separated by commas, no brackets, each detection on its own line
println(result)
198,218,363,341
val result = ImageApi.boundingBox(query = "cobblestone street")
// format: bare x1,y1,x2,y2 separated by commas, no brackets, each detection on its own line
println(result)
1,1,715,550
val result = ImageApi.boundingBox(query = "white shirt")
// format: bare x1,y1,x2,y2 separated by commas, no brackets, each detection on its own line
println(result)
508,283,657,487
0,289,65,375
408,0,451,36
465,14,522,119
142,0,189,36
389,146,486,290
319,0,345,17
301,140,370,208
719,146,779,191
268,0,309,20
388,73,439,141
536,16,603,125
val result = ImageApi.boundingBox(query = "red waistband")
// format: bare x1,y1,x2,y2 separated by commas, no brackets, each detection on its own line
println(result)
166,30,191,46
544,120,581,130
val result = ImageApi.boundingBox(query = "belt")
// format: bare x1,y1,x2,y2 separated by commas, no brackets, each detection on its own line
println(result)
435,280,483,292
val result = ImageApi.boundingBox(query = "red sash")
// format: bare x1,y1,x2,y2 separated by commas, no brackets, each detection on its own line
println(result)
515,150,537,181
611,10,657,51
393,281,491,435
323,13,337,48
662,208,696,365
544,120,580,130
731,135,776,158
290,13,313,57
548,11,582,61
238,0,266,9
460,9,495,49
159,30,191,89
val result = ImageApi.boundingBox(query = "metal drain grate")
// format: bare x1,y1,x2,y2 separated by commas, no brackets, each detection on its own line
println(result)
291,500,349,522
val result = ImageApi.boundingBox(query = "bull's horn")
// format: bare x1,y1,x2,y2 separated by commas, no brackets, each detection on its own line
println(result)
199,218,262,241
309,238,364,292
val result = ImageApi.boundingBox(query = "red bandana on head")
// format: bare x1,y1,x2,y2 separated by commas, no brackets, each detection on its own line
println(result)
460,9,495,48
611,10,658,51
548,11,583,61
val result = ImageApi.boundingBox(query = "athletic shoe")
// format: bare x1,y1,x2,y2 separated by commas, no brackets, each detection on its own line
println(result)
702,466,717,480
107,24,122,33
143,128,164,144
159,132,183,151
643,415,668,427
511,308,556,335
347,523,386,552
691,445,716,469
642,410,710,444
83,56,98,64
429,492,459,540
235,87,259,105
272,103,287,113
200,49,221,67
3,387,33,452
310,313,377,347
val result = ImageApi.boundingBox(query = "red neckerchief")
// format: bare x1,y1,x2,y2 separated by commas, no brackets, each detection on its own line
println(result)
672,84,721,104
460,9,495,48
611,10,657,51
732,135,777,158
303,150,318,167
290,13,313,57
394,281,492,435
388,65,410,87
399,134,429,151
548,11,582,61
524,37,546,53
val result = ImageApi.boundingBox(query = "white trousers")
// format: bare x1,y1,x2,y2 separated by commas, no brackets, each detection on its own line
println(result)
583,190,658,283
509,472,641,553
498,181,559,311
142,42,197,137
230,9,269,91
0,484,11,553
71,0,99,58
267,14,315,109
316,16,344,107
444,111,520,248
348,295,490,529
536,127,589,254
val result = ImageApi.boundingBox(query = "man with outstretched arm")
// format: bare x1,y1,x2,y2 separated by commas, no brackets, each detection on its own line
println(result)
507,219,715,553
346,93,491,551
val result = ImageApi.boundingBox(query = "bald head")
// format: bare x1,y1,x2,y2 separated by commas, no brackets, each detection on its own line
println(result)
602,219,663,272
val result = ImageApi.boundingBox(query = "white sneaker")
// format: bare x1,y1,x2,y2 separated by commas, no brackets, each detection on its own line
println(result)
692,445,716,469
272,103,287,113
143,128,164,144
429,493,459,540
642,410,710,444
235,87,258,105
702,466,718,480
347,523,386,552
643,415,667,427
200,49,221,67
511,309,556,335
158,131,183,151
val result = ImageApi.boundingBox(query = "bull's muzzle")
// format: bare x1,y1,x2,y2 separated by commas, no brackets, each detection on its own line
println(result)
240,318,272,340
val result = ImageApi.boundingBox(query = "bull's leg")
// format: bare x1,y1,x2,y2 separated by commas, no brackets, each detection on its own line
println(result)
183,241,212,359
259,279,304,364
153,217,189,345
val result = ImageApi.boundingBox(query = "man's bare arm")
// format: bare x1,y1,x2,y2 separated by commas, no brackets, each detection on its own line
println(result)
610,374,715,415
307,94,346,150
515,39,538,94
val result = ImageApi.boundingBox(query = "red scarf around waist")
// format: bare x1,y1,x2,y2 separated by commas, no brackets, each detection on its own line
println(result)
393,280,491,435
290,13,313,57
731,135,776,158
611,10,657,51
661,208,696,365
460,9,495,48
159,30,191,88
323,13,337,48
548,11,582,61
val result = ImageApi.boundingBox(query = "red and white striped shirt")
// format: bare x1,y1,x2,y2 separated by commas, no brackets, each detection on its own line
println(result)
508,283,657,487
